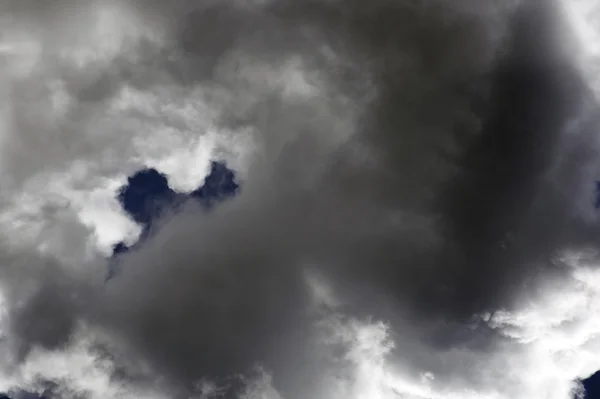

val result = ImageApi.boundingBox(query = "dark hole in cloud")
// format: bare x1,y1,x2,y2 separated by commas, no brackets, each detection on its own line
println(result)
116,160,239,236
583,371,600,398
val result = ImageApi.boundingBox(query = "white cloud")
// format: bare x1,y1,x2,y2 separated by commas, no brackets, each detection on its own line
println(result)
561,0,600,101
0,335,168,399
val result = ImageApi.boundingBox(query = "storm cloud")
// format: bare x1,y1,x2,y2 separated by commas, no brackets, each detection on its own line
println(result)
1,0,600,398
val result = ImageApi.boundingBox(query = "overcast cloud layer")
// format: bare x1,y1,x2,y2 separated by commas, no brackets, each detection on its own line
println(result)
2,0,600,398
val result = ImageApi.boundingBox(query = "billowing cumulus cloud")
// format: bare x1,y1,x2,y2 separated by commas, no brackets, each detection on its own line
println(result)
2,0,600,398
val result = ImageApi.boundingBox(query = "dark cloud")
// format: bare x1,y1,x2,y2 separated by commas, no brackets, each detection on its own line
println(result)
1,0,599,398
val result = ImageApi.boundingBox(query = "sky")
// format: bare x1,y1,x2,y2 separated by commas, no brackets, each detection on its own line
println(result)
4,0,600,398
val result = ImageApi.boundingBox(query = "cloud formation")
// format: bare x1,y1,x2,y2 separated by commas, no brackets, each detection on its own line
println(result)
2,0,600,398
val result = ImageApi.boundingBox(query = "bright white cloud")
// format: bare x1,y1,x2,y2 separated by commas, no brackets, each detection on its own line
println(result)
560,0,600,99
0,335,168,399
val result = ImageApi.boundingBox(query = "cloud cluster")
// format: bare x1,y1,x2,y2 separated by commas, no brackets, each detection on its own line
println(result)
2,0,600,398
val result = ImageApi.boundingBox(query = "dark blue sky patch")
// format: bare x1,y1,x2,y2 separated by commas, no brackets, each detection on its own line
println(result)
582,371,600,398
190,161,239,207
116,168,184,229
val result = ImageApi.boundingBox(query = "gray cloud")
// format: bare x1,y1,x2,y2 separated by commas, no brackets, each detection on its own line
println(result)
1,0,599,398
